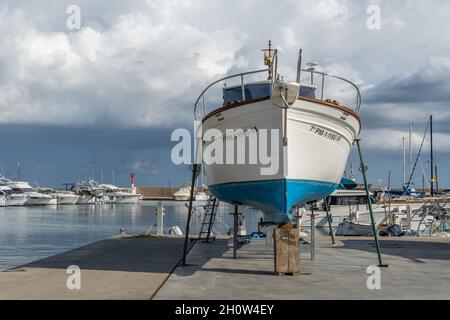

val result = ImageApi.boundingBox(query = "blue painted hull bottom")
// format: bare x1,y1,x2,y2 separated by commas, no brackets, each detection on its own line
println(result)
209,179,338,223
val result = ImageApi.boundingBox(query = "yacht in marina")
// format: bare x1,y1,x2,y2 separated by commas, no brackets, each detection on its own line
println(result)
0,177,28,206
72,180,105,204
196,41,361,223
100,184,141,204
7,180,51,206
36,188,80,205
0,190,5,206
172,186,191,201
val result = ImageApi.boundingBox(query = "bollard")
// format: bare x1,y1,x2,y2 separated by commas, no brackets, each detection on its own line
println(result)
156,201,165,236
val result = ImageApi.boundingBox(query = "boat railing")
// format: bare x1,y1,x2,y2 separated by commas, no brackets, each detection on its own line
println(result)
302,69,362,113
194,69,270,120
194,64,362,120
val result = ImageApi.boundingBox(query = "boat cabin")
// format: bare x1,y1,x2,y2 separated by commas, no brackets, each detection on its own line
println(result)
222,81,316,106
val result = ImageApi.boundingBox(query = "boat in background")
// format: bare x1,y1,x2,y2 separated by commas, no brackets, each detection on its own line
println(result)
0,177,28,206
36,188,80,205
100,184,141,204
195,191,209,201
196,41,361,223
7,181,51,206
173,186,191,201
0,190,5,206
335,220,373,236
72,180,104,204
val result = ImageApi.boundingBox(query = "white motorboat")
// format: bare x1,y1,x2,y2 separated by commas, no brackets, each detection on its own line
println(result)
72,180,105,204
195,191,209,202
0,177,28,206
7,181,51,206
36,188,80,205
172,187,191,201
100,184,141,204
335,220,374,236
56,192,80,205
0,190,5,206
196,41,361,223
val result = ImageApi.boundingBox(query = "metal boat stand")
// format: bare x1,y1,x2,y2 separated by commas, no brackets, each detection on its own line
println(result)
324,197,336,245
355,139,389,268
181,163,201,266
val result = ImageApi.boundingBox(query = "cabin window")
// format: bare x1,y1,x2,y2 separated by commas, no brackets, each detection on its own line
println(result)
330,196,368,206
299,85,316,99
223,82,272,106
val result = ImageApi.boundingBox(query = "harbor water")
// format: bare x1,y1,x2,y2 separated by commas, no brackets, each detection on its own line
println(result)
0,201,263,271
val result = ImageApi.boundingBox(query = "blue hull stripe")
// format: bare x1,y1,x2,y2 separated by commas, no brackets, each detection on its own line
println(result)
209,179,338,222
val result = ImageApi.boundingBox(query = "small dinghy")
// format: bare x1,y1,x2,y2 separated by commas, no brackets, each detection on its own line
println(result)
335,220,373,236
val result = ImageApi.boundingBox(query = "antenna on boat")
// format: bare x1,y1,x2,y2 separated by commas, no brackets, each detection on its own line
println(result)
262,40,275,80
306,62,318,85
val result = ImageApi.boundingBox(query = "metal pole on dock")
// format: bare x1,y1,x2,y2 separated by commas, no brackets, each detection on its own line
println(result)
310,204,315,260
355,139,388,268
324,198,336,245
233,205,238,259
182,163,200,265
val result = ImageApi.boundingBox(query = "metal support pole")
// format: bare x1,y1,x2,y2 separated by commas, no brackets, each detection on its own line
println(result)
324,198,336,245
355,139,388,268
310,204,315,260
233,205,238,259
182,164,200,265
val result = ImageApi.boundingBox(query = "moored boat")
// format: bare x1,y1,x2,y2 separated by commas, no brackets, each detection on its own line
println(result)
0,178,28,206
7,181,51,206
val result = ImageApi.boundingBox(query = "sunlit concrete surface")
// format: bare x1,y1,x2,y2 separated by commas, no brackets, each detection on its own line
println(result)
0,237,190,300
1,235,449,300
155,236,450,300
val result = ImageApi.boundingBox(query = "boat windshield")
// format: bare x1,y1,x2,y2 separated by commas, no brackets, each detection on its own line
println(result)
12,188,33,193
223,82,272,106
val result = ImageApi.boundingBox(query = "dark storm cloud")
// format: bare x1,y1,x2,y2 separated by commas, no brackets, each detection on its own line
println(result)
364,65,450,104
0,125,190,187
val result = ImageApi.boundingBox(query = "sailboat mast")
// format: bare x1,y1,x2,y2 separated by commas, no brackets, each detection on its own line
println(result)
402,137,406,186
408,122,412,180
430,115,434,197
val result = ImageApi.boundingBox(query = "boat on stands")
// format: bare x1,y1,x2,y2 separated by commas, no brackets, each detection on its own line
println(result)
195,41,361,223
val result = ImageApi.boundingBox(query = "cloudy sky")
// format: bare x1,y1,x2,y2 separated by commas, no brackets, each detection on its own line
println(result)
1,0,449,188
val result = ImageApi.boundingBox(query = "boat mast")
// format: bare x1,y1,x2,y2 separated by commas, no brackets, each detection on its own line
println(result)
402,137,406,187
16,162,21,181
430,115,434,197
263,40,275,81
408,122,412,182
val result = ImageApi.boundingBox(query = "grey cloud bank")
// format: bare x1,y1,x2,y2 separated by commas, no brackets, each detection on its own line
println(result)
1,0,450,187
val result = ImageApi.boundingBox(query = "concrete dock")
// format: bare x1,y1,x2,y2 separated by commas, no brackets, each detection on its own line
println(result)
1,235,449,300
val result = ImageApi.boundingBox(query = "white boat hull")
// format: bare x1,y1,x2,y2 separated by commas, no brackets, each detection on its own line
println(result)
203,98,360,222
6,195,28,206
57,195,80,205
25,196,51,206
335,220,373,236
77,196,96,205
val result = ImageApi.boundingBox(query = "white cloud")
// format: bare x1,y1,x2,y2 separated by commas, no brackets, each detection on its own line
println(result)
0,0,450,131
